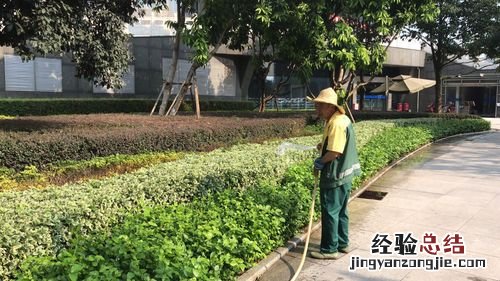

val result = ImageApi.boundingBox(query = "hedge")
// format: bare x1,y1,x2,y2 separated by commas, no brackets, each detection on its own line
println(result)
352,111,483,121
16,182,312,281
0,98,483,119
13,118,491,280
0,115,308,171
0,118,490,280
0,112,480,171
203,110,483,122
0,99,255,116
0,135,319,280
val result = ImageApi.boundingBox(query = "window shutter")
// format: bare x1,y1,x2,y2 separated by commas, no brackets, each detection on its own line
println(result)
4,55,35,91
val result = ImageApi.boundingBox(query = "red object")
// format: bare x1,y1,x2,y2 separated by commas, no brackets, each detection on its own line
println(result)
396,103,403,112
403,103,410,112
420,233,441,255
442,233,465,254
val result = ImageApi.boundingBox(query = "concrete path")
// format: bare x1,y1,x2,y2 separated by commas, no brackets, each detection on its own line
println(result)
257,119,500,281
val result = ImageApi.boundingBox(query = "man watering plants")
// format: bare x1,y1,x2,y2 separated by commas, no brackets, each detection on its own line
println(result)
310,87,361,259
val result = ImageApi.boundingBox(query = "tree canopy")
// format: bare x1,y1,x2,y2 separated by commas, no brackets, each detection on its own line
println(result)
0,0,170,88
405,0,500,111
248,0,436,111
2,0,439,102
313,0,437,102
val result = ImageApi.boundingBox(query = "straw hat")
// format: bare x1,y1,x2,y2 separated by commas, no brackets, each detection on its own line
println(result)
308,87,345,114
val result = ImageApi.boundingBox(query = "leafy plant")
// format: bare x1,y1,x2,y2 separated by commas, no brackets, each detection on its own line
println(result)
0,117,490,280
0,115,308,171
0,152,184,191
17,189,288,281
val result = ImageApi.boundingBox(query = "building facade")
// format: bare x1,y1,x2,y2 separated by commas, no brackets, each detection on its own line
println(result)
0,36,251,101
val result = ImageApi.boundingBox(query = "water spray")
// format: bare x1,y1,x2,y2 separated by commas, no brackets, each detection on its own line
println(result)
276,142,316,156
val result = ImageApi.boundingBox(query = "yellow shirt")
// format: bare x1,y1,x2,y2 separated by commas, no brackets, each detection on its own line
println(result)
321,112,349,154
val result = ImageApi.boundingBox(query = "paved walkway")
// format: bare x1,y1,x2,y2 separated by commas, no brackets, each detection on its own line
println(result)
258,118,500,281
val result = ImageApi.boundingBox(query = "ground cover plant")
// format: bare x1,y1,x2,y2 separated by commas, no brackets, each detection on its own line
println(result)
0,151,183,191
0,117,490,280
13,117,490,280
0,137,319,280
16,189,292,281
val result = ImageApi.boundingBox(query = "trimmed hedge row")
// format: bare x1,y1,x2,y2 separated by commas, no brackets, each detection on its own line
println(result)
0,136,319,280
0,115,308,171
353,111,483,121
0,99,255,116
203,110,483,122
13,118,491,280
0,118,490,280
17,187,306,281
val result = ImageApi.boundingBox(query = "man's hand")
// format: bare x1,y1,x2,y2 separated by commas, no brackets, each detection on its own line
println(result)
314,157,324,170
313,157,323,177
316,143,322,150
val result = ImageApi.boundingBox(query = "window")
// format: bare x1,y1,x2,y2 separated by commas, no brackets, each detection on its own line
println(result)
4,55,62,92
5,55,35,91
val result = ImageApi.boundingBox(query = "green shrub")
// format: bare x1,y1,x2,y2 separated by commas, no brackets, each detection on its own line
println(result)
0,137,319,280
351,111,483,121
0,116,308,171
247,180,311,240
272,118,491,192
355,126,433,185
0,118,490,280
17,189,288,281
0,152,184,191
0,99,254,116
15,117,490,280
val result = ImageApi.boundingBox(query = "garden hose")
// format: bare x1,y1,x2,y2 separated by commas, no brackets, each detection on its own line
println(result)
290,173,319,281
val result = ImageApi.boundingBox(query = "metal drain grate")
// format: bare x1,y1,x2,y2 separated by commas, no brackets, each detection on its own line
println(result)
358,190,388,201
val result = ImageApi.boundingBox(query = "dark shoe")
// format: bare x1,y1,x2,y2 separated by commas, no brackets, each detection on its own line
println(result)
339,245,355,254
310,251,340,260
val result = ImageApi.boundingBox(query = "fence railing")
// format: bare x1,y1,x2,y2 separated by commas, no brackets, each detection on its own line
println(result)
265,98,315,110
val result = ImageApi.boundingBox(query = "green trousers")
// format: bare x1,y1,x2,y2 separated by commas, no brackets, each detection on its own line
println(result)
319,182,352,253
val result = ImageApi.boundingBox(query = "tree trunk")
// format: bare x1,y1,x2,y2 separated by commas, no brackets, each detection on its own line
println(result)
335,67,344,87
166,62,199,115
329,69,335,87
329,64,345,88
257,64,271,112
158,36,180,115
166,36,227,116
158,2,185,116
434,67,443,113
